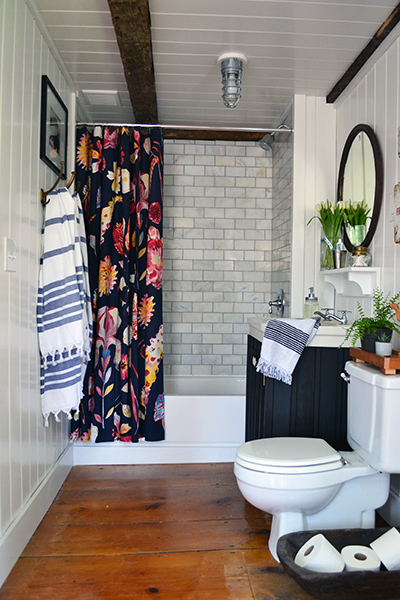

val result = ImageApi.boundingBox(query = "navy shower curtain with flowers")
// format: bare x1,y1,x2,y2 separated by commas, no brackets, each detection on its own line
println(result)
71,126,164,442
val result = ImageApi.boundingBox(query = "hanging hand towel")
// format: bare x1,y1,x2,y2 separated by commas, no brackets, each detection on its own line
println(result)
37,188,92,424
256,318,321,385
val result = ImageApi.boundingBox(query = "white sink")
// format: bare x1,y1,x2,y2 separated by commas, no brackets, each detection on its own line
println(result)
248,316,350,348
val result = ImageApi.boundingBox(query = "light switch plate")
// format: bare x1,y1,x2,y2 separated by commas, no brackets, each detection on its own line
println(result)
4,237,17,272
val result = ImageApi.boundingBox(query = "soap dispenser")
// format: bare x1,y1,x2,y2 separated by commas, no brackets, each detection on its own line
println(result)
304,287,319,318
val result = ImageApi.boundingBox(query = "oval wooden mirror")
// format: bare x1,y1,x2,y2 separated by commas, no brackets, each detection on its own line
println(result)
336,124,383,252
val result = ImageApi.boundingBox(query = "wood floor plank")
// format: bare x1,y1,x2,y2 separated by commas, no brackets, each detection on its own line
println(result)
42,484,262,525
242,548,315,600
2,463,317,600
0,551,255,600
63,463,236,490
23,518,270,557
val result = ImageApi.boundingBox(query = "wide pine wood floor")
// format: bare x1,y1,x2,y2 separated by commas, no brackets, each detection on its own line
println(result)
0,463,314,599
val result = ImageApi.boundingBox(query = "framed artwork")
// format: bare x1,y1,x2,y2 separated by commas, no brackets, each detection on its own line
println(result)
40,75,68,178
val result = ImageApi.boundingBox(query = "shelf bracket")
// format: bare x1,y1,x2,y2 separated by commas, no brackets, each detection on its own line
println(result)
323,267,380,296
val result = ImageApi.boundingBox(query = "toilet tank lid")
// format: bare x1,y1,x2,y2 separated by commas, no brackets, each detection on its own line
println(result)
236,437,341,467
346,360,400,388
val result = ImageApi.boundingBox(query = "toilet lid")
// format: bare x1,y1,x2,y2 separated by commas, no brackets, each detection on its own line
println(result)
236,437,342,471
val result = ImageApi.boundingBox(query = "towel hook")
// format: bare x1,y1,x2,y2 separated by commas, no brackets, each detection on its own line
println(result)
66,171,76,188
40,162,65,205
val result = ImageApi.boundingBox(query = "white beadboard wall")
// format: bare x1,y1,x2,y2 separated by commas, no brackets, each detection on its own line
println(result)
334,25,400,527
291,95,337,317
0,0,73,586
335,28,400,331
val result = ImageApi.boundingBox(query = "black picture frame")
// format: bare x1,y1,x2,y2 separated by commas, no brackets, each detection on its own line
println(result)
40,75,68,178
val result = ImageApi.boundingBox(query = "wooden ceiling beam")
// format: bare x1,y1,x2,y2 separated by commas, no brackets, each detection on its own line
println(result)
163,128,268,142
107,0,158,123
327,2,400,103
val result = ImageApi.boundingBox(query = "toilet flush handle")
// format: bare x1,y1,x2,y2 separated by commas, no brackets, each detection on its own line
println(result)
340,370,350,383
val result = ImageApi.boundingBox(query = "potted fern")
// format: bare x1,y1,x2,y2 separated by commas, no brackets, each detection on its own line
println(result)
341,288,400,352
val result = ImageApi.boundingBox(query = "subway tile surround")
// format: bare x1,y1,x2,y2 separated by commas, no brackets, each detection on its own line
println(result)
271,111,293,307
163,138,292,376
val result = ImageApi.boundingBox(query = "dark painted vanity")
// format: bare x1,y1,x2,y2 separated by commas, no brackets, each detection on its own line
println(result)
246,318,351,451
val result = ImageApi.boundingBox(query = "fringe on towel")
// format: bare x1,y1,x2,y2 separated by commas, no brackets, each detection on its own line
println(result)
256,359,293,385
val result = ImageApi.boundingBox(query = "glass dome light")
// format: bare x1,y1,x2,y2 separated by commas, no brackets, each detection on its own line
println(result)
218,53,247,109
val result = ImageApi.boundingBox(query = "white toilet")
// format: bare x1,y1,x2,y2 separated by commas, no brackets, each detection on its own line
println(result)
234,361,400,561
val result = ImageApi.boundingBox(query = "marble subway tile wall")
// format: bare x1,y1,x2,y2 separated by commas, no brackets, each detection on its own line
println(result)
163,140,273,376
271,110,293,312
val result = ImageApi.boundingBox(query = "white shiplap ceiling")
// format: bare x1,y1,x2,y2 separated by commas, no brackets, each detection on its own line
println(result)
35,0,400,129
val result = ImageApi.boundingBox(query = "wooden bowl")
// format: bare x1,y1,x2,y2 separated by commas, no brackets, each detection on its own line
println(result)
277,528,400,599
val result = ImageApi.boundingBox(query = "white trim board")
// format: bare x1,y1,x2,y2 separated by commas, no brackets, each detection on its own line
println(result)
73,440,242,465
0,444,73,588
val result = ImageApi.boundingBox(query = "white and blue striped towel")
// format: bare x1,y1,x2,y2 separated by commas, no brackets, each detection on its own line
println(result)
256,318,321,385
37,188,92,424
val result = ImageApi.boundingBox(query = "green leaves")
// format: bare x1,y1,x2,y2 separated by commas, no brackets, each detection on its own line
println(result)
343,200,371,227
307,200,344,248
340,288,400,347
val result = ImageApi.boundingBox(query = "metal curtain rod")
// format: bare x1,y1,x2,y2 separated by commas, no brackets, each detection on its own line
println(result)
76,123,293,134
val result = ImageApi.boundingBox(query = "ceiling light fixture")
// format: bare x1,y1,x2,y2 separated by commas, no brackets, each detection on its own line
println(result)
218,53,247,109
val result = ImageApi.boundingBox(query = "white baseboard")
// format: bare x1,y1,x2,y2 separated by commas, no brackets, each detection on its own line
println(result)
0,444,73,588
73,440,241,465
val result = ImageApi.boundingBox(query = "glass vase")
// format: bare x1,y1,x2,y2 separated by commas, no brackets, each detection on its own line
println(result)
348,224,366,247
349,245,372,267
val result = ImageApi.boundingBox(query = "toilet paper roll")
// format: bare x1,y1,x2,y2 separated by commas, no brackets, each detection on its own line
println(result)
341,545,381,572
294,533,345,573
370,527,400,571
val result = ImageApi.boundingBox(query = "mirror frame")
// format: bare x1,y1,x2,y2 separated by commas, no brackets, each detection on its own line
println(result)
336,123,383,252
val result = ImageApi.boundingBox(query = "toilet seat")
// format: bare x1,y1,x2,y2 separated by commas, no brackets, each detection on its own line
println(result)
236,437,344,474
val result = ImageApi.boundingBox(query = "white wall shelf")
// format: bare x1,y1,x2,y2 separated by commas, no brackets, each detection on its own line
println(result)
323,267,380,296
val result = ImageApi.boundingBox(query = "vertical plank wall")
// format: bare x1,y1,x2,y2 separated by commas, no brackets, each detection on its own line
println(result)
291,95,337,317
335,27,400,522
0,0,74,584
335,31,400,318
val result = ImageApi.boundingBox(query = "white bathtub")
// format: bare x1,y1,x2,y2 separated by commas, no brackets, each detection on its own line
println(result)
74,375,246,465
164,374,246,396
162,375,246,462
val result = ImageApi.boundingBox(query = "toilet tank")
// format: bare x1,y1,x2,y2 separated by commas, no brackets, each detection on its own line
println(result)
346,361,400,473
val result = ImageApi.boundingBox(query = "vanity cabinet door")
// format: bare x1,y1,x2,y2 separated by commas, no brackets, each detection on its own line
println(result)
246,335,351,451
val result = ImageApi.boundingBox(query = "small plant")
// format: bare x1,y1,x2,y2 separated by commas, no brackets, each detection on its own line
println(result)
376,330,392,343
341,288,400,348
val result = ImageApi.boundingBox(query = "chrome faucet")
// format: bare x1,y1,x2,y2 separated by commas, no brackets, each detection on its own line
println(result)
268,289,285,317
314,309,352,325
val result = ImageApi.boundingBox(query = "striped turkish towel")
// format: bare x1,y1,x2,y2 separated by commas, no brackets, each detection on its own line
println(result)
256,318,321,385
37,188,92,424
